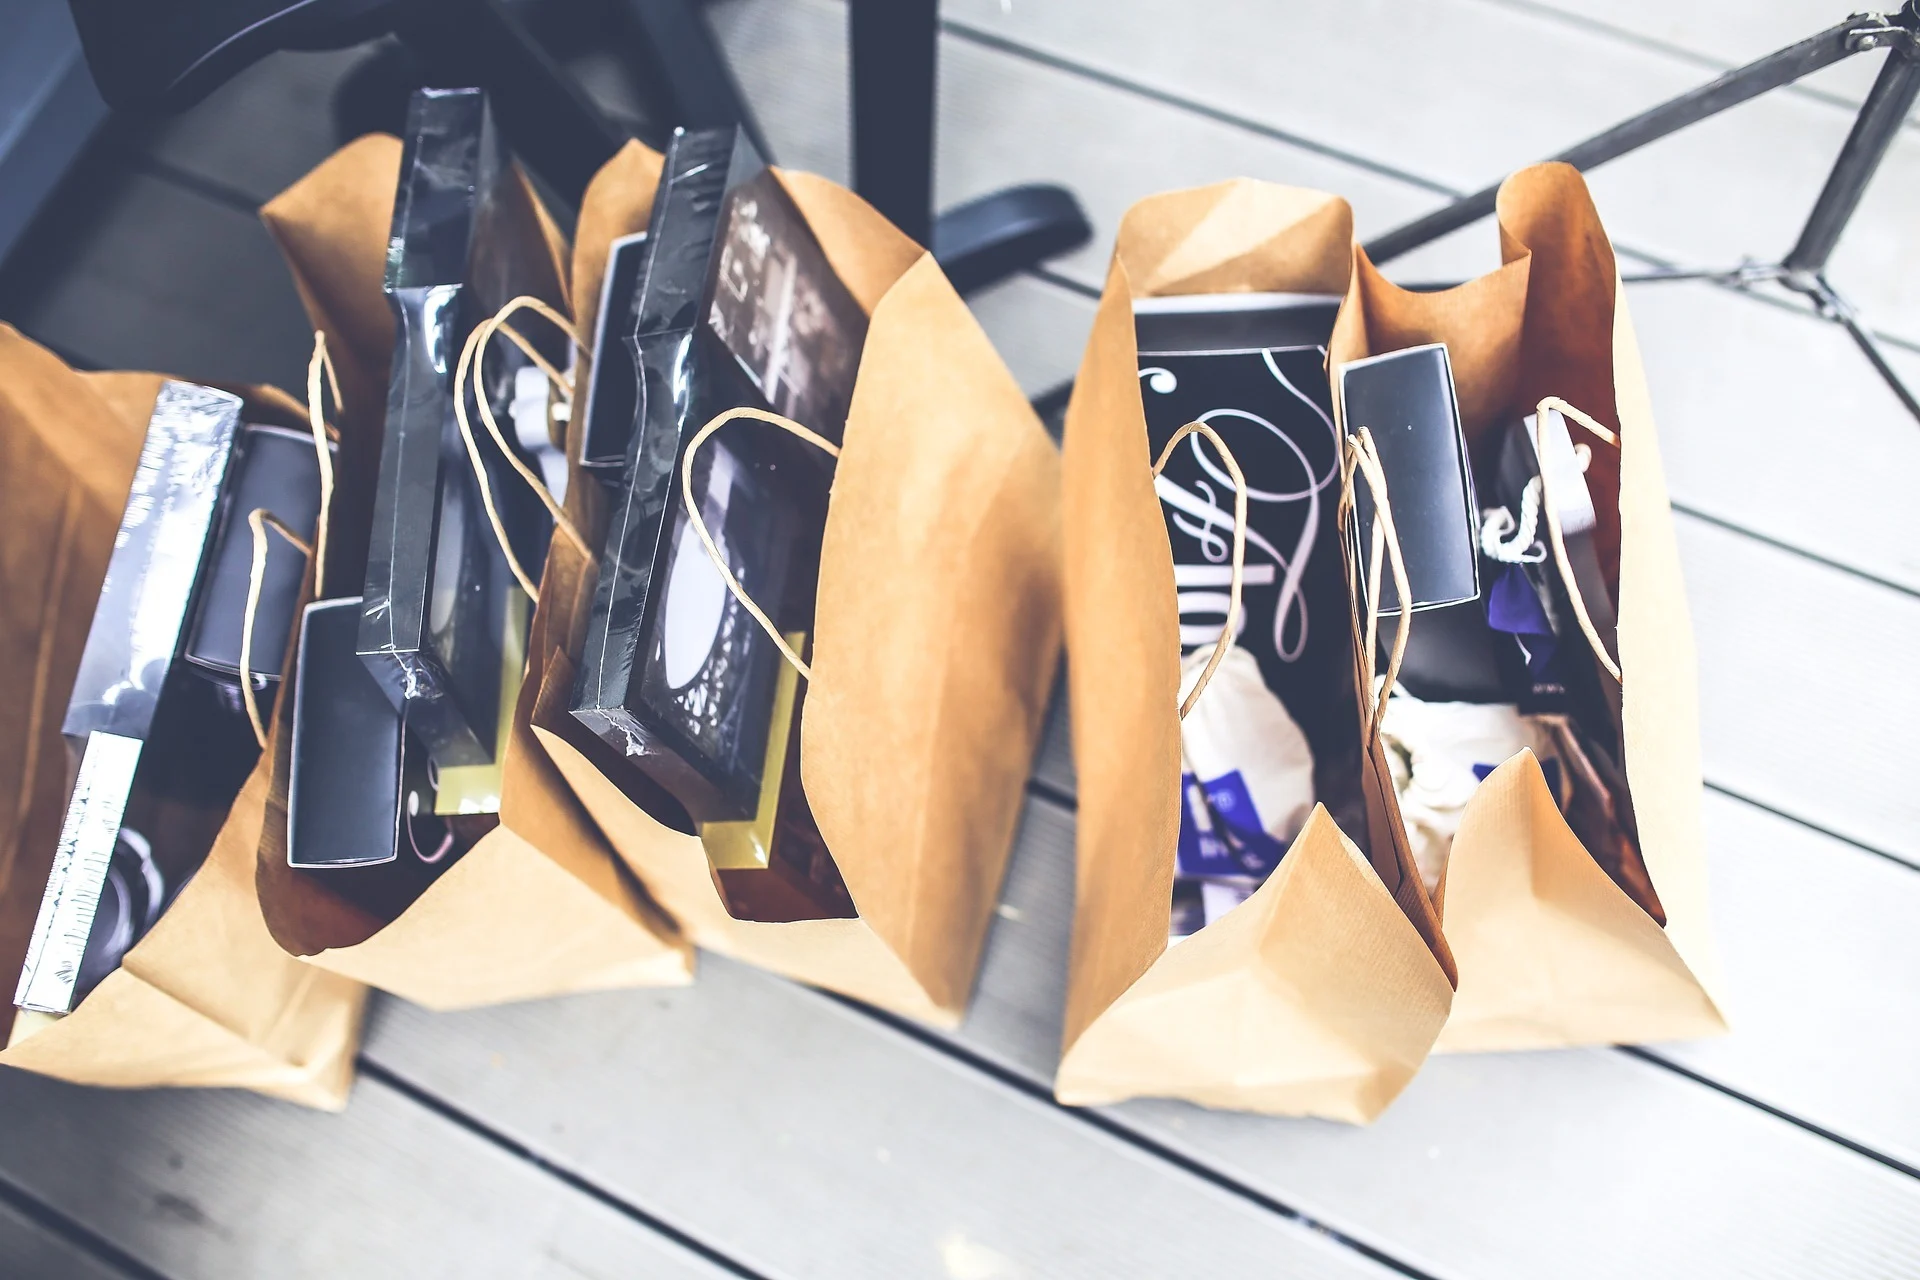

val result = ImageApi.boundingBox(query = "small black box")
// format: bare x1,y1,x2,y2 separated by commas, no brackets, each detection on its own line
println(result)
1336,343,1481,616
288,597,455,875
577,230,650,476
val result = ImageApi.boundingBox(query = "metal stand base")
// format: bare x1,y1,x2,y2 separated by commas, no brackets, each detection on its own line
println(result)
1366,2,1920,425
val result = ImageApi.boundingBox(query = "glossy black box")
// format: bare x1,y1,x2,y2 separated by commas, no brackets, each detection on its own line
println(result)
357,87,557,770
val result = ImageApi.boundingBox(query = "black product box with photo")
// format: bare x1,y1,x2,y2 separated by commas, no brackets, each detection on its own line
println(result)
357,86,559,773
572,125,867,826
14,382,258,1015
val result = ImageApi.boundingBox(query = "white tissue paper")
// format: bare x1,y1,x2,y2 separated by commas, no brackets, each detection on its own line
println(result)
1171,645,1316,937
1379,692,1565,896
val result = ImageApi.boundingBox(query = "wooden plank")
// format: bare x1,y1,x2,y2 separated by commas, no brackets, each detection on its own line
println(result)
1683,514,1920,864
359,963,1400,1280
0,1196,130,1280
1653,790,1920,1172
961,791,1920,1280
0,1068,735,1280
0,165,315,395
936,0,1920,348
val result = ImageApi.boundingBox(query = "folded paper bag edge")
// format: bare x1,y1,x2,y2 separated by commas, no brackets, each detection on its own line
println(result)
1055,807,1452,1123
1433,751,1725,1054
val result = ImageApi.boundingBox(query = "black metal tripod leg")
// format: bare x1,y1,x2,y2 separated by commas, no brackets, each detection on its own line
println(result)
1363,12,1880,265
1813,279,1920,423
847,0,1091,292
1784,31,1920,274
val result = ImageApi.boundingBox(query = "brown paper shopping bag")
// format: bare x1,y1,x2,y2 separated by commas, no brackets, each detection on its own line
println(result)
1055,182,1456,1123
533,168,1063,1028
1328,163,1725,1053
248,138,690,1010
0,333,364,1109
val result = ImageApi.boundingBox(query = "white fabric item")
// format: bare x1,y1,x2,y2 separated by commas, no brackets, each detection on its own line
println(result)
1379,692,1563,895
1177,644,1316,849
510,364,569,504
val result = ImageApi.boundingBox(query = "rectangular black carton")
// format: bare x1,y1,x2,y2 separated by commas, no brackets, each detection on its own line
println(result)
288,597,469,916
357,86,556,770
1135,292,1359,812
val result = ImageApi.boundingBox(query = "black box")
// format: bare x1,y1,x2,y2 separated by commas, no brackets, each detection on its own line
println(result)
357,87,557,770
16,382,247,1014
572,127,862,824
577,230,650,476
288,597,458,878
1336,343,1481,617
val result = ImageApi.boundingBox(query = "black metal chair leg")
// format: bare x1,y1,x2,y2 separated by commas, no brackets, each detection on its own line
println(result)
848,0,1089,295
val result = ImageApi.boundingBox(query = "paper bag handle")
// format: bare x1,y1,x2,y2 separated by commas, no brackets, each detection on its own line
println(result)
304,331,341,594
239,510,313,749
681,407,841,683
234,332,342,748
1152,422,1248,720
452,295,591,601
1340,426,1414,739
1532,396,1623,685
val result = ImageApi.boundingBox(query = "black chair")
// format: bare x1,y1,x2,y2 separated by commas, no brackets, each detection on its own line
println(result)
63,0,1091,295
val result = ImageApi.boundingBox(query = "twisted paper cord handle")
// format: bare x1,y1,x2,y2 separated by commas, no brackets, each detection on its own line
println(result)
1534,396,1623,684
1153,422,1249,720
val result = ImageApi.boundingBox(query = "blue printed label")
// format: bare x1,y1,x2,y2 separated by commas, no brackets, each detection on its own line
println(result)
1176,769,1288,880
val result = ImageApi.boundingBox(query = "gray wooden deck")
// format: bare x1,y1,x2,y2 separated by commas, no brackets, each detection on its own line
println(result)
3,1,1918,1275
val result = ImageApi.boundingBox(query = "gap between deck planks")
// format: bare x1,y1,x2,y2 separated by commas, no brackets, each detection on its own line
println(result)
0,1192,145,1280
0,1068,740,1280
